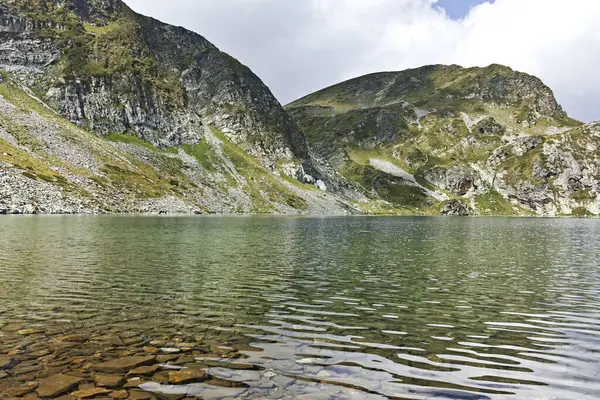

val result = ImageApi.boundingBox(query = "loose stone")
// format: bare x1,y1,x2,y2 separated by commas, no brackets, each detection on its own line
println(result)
128,390,153,400
167,368,207,384
94,375,125,388
155,356,177,363
4,382,38,397
127,365,160,377
54,335,88,343
93,357,156,374
158,349,180,354
18,330,44,336
108,390,129,400
142,347,159,354
36,374,84,398
71,388,112,398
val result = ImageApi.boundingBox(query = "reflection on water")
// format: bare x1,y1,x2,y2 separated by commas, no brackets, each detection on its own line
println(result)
0,216,599,399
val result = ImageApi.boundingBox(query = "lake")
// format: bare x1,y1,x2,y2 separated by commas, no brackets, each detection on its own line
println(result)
0,216,599,399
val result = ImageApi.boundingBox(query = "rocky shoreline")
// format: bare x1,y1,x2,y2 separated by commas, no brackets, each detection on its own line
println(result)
0,322,264,400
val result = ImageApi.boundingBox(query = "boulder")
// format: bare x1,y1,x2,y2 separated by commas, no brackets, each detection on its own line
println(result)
441,200,470,216
315,180,327,191
474,117,506,135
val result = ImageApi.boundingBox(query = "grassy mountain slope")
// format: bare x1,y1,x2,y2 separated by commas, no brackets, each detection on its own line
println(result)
0,0,352,214
0,73,346,214
287,64,600,216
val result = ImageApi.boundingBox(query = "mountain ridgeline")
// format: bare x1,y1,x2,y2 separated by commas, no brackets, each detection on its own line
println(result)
287,65,600,216
0,0,598,216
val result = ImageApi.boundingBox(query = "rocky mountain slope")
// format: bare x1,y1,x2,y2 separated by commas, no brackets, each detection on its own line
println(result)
1,1,598,216
0,0,310,168
0,75,350,214
287,64,600,216
0,0,346,214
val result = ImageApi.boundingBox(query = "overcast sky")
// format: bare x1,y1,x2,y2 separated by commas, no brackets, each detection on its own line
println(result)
124,0,600,122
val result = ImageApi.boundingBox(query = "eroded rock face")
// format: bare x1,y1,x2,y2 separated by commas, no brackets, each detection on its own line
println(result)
425,166,480,196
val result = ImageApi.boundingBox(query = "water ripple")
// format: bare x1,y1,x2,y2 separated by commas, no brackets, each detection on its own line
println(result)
1,216,599,399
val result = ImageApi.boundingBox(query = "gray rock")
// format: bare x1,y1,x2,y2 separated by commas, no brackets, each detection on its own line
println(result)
441,200,470,216
315,180,327,191
303,174,315,185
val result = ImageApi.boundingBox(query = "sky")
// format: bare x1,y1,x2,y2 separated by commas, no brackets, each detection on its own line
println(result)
124,0,600,122
436,0,495,19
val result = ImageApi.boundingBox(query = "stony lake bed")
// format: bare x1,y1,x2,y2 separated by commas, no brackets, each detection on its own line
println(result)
0,216,599,400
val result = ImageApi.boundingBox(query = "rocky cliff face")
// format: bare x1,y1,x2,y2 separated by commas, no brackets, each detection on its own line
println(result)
0,0,346,215
288,64,600,216
0,0,310,170
0,76,347,215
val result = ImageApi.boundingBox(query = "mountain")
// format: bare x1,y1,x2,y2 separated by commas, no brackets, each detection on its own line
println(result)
287,64,600,216
1,1,598,217
0,0,347,214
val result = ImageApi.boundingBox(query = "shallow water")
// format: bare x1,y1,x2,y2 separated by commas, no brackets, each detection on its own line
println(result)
0,216,599,399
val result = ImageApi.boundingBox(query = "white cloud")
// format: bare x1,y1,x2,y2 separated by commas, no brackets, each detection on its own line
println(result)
124,0,600,121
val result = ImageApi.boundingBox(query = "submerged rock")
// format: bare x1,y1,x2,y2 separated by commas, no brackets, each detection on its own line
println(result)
54,334,88,343
95,374,125,388
0,356,16,370
93,356,156,373
168,368,208,384
71,388,112,398
108,390,129,399
36,374,84,398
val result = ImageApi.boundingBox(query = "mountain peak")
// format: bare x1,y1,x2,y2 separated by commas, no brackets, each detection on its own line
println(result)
4,0,127,24
289,64,566,122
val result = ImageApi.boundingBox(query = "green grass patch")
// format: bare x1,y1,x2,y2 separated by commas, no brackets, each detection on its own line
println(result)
341,159,430,209
279,172,320,191
475,190,517,215
181,141,217,171
211,128,308,212
0,78,59,120
106,132,157,151
572,189,596,202
0,138,70,188
571,207,594,217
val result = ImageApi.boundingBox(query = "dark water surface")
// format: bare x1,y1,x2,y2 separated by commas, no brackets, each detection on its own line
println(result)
0,216,599,399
